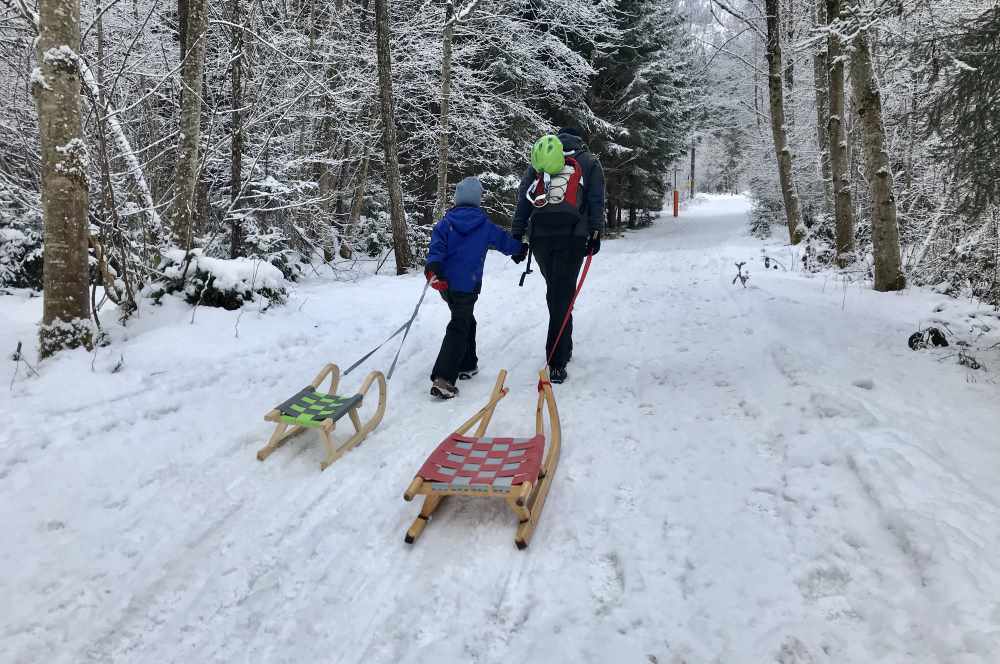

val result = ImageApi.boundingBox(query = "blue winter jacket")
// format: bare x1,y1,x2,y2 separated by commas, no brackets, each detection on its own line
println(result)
425,206,523,293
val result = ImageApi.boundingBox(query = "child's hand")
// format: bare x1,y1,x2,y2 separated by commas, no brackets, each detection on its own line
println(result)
429,276,449,292
511,244,529,264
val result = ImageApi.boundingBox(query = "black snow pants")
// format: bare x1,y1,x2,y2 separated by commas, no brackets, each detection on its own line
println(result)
431,290,479,383
531,234,587,369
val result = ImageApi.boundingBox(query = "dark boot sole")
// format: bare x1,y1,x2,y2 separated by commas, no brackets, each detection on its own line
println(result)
430,385,457,399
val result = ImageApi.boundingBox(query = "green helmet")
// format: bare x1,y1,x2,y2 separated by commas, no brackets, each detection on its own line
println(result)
530,134,565,175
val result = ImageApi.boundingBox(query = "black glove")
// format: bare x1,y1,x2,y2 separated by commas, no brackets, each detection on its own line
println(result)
586,233,601,256
511,244,529,264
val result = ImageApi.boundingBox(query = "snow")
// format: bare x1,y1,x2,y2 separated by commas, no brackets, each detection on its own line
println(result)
29,67,50,91
0,228,28,242
161,248,285,294
3,195,1000,663
54,138,89,179
42,45,78,68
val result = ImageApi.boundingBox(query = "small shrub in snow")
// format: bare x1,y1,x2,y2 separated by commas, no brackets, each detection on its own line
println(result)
149,249,287,310
748,196,779,239
798,206,837,272
243,226,305,282
0,191,44,289
349,209,432,262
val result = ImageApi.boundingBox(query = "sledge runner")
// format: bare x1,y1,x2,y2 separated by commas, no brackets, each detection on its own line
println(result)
425,177,525,399
512,128,605,383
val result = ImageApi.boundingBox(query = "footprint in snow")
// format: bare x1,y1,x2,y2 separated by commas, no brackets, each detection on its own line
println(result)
776,636,816,664
589,551,626,615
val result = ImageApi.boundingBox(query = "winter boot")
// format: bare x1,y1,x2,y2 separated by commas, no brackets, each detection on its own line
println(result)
549,366,568,384
458,366,479,381
431,377,459,400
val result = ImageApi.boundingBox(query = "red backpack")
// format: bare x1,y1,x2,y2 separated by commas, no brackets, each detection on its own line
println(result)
526,156,586,220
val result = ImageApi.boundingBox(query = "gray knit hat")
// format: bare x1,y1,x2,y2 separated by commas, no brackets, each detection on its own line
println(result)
454,176,483,207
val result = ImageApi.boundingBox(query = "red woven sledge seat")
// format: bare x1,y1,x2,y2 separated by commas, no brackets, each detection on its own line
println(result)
417,434,545,493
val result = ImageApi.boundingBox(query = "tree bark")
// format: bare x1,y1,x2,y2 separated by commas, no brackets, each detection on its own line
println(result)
764,0,802,244
374,0,413,274
341,154,370,259
849,29,905,291
178,0,188,60
689,144,696,198
32,0,92,356
229,0,244,258
433,0,455,221
827,0,855,265
812,0,833,216
783,0,795,127
170,0,208,245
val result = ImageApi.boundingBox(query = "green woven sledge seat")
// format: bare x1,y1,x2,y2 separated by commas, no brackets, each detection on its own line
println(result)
275,387,363,427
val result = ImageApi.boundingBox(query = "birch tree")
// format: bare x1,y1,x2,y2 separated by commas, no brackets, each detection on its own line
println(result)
169,0,209,245
433,0,456,221
374,0,414,274
229,0,244,258
764,0,802,244
827,0,855,265
812,0,833,215
32,0,92,356
849,28,904,291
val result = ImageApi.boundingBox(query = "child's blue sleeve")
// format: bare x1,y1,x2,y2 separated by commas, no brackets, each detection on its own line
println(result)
426,221,448,265
488,224,523,257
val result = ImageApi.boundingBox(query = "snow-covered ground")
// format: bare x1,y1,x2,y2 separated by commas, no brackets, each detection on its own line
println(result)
3,195,1000,663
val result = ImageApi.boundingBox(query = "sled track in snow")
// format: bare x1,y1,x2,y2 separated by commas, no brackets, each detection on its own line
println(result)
3,196,1000,663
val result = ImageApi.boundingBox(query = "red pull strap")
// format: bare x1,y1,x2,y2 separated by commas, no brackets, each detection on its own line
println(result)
544,250,593,368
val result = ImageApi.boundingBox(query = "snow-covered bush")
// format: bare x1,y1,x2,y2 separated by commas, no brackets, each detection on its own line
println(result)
350,210,432,262
0,190,44,290
242,225,306,282
798,205,836,272
149,249,287,310
748,183,780,239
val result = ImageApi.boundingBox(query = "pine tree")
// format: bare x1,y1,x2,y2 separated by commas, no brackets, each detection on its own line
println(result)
590,0,704,225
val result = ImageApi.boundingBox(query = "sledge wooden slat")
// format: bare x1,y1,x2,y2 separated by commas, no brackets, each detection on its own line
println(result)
515,376,561,549
402,368,561,549
257,363,387,471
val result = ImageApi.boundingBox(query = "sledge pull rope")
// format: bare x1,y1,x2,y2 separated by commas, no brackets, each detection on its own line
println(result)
543,250,593,369
344,279,431,379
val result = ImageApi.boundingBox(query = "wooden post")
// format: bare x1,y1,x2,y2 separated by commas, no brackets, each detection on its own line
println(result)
672,166,679,217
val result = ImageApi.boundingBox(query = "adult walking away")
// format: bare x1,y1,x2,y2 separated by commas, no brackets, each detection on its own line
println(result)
512,128,605,384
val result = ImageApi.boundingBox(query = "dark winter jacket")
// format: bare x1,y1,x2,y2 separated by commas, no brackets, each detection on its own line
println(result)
511,132,606,240
425,206,523,293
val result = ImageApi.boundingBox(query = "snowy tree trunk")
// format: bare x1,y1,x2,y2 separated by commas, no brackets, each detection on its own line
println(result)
765,0,802,244
433,0,455,221
341,155,370,259
849,29,905,292
170,0,208,246
32,0,92,357
690,144,696,198
813,0,833,216
229,0,244,258
374,0,413,274
827,0,855,266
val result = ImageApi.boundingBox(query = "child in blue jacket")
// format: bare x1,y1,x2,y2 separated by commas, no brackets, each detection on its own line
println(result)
425,177,526,399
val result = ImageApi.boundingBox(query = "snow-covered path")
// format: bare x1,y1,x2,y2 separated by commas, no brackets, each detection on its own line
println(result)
3,196,1000,663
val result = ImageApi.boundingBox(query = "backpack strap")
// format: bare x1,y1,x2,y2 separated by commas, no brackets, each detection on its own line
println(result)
576,152,599,219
